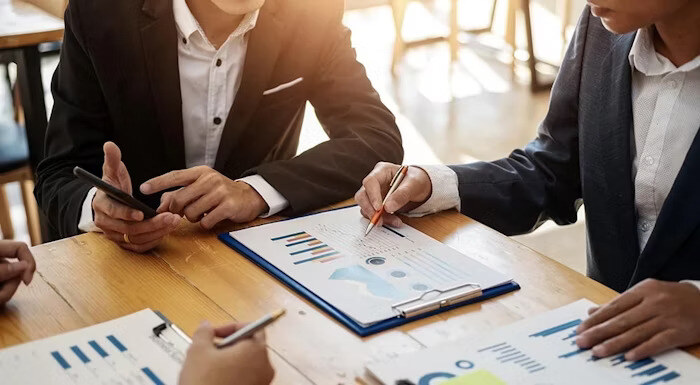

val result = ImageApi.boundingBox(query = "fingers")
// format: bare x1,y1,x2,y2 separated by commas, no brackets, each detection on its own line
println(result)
576,303,653,349
587,317,664,358
199,204,232,230
120,238,164,253
0,241,35,285
93,193,144,222
384,183,418,214
362,175,385,211
576,292,643,334
383,213,404,228
192,320,215,346
0,261,28,282
0,277,22,304
214,323,246,338
103,142,132,193
165,179,213,216
141,166,209,195
361,163,400,209
626,329,681,361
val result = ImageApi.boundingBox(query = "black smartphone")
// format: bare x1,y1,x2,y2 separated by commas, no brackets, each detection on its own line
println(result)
73,166,157,219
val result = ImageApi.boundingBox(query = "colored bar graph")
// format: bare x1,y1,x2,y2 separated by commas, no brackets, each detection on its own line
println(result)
107,335,127,352
287,234,312,242
311,247,333,255
286,238,317,247
626,358,655,370
71,346,90,364
558,348,587,358
633,364,667,377
529,319,582,337
563,330,577,340
141,367,165,385
290,244,327,255
639,371,680,385
51,351,71,369
270,231,306,241
294,251,340,265
89,340,109,358
611,354,626,365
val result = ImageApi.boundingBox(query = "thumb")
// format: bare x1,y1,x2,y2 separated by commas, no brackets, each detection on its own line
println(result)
0,261,28,282
103,142,122,180
384,184,415,214
192,320,215,345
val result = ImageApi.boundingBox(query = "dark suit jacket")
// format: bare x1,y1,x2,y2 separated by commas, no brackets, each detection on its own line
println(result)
448,7,700,292
35,0,403,240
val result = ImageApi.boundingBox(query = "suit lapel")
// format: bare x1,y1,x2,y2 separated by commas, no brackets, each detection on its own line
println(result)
631,128,700,283
214,0,285,170
140,0,186,170
595,33,640,273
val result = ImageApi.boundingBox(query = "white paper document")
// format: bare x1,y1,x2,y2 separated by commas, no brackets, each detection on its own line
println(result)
366,299,700,385
0,309,188,385
229,206,512,326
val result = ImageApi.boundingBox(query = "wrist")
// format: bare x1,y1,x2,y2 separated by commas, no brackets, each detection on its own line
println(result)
412,166,433,204
237,181,269,217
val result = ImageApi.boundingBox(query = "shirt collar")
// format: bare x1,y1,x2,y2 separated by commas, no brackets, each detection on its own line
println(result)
173,0,259,45
629,26,700,76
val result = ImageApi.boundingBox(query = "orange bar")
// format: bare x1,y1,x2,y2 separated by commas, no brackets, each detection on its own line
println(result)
287,234,311,242
311,247,332,255
320,255,343,263
307,240,322,246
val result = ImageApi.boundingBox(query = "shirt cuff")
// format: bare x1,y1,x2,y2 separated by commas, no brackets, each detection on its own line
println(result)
681,280,700,293
406,165,461,217
237,175,289,218
78,187,101,233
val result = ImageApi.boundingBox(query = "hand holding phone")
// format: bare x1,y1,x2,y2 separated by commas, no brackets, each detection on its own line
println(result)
77,142,181,253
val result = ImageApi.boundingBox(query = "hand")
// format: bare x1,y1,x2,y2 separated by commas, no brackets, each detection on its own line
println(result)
178,321,274,385
93,142,181,253
0,241,36,305
354,162,432,227
576,279,700,361
140,166,268,230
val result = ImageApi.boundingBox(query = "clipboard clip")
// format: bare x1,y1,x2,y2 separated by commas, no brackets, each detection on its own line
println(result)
391,282,482,318
152,310,192,345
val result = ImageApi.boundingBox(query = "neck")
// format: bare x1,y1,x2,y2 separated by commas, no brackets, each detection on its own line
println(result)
653,2,700,67
185,0,245,48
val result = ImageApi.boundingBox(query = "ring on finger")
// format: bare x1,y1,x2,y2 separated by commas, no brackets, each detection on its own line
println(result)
123,233,131,244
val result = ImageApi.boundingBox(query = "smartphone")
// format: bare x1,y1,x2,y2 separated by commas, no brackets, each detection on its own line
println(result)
73,166,157,219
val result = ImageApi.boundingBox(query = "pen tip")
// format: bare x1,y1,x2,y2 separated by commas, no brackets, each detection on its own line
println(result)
272,309,286,319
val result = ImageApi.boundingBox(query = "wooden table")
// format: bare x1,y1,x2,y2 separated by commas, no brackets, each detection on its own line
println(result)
0,0,64,173
1,203,698,383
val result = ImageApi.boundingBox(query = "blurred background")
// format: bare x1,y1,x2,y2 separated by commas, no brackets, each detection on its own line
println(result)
0,0,588,274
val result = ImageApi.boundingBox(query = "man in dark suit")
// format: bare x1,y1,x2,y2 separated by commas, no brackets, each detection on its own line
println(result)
357,0,700,363
35,0,403,252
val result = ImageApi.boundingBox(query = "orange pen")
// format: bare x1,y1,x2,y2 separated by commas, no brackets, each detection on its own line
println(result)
364,165,408,236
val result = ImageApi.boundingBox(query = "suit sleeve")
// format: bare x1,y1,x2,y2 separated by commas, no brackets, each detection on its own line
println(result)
34,0,111,238
249,1,404,215
447,9,591,236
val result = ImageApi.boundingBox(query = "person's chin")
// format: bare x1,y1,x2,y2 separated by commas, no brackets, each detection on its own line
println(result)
591,8,639,34
212,0,265,15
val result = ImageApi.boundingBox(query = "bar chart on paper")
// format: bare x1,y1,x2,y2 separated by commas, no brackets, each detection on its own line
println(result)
0,310,185,385
366,299,700,385
272,231,345,265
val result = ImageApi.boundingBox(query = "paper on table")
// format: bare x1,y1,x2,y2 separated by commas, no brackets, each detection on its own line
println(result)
0,309,186,385
366,299,700,385
229,206,512,326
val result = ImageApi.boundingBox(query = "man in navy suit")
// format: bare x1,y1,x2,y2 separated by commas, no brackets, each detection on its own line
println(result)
357,0,700,361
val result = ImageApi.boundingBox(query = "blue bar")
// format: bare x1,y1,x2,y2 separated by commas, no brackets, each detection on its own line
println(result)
501,354,526,363
70,346,90,364
141,367,165,385
633,365,667,377
514,356,531,364
588,355,602,362
529,319,582,337
290,244,328,255
107,335,127,352
293,251,339,265
271,231,306,241
492,344,511,352
559,348,587,358
530,366,545,373
640,371,680,385
382,226,405,237
563,330,577,340
626,357,654,370
498,351,521,360
89,340,108,358
51,351,71,369
286,238,317,247
611,354,626,365
477,342,506,352
498,348,516,355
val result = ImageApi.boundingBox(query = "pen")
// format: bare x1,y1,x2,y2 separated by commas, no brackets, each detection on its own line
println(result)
364,165,408,237
216,309,286,349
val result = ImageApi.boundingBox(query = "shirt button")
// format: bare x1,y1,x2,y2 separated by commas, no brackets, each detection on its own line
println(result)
644,156,655,165
668,80,678,89
182,37,187,44
216,59,222,67
641,222,651,232
213,117,222,125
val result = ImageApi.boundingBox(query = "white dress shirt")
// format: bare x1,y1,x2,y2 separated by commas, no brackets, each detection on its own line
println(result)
412,27,700,290
78,0,288,232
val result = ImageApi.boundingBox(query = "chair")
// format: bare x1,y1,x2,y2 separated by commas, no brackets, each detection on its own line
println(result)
0,120,42,245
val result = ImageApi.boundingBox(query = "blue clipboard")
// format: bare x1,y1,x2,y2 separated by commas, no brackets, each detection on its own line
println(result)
218,209,521,337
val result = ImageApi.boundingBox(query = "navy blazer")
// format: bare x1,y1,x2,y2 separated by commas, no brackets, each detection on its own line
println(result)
448,7,700,292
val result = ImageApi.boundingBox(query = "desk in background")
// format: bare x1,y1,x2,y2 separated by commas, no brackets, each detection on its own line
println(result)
1,202,698,384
